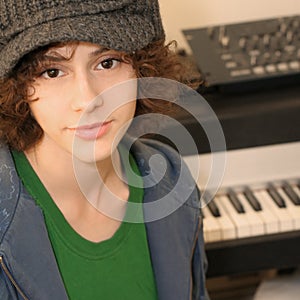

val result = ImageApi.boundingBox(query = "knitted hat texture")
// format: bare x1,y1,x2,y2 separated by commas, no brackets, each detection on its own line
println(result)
0,0,165,77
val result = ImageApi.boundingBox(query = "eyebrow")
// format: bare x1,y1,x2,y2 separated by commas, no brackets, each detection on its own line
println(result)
43,51,73,63
42,46,111,62
88,47,110,58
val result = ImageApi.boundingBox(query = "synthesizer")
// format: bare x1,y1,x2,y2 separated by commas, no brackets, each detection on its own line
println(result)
182,15,300,92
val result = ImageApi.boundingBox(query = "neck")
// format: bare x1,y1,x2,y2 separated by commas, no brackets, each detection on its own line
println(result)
24,138,128,217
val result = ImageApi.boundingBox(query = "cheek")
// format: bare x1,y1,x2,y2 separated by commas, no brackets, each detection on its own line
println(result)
103,66,137,92
126,64,136,78
118,63,136,83
114,101,136,123
125,101,137,118
28,84,68,117
28,98,61,129
27,101,43,122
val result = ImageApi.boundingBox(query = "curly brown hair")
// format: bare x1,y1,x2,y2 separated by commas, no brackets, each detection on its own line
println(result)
0,39,200,151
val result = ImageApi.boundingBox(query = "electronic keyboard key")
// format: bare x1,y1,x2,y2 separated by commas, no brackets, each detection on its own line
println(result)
258,190,294,232
237,193,265,236
277,187,300,229
227,189,245,214
207,199,221,217
282,182,300,205
292,185,300,197
218,195,251,238
267,183,286,208
293,184,300,198
253,190,280,234
202,206,222,242
212,196,236,240
243,187,262,211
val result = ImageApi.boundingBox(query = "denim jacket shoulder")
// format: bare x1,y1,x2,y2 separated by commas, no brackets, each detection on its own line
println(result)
0,143,69,299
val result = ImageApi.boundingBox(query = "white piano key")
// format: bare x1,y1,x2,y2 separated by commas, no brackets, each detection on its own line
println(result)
208,197,236,240
202,206,222,242
237,193,265,236
277,187,300,230
258,190,294,232
253,190,280,234
217,195,251,238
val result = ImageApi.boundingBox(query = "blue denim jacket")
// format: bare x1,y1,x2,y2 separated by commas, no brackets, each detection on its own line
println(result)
0,138,209,300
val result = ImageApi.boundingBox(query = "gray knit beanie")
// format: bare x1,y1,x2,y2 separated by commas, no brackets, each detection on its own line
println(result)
0,0,165,78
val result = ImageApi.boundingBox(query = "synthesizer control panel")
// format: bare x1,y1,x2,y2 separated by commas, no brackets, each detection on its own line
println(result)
183,15,300,92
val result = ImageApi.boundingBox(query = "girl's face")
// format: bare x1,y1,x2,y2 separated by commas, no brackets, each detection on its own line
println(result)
28,42,137,163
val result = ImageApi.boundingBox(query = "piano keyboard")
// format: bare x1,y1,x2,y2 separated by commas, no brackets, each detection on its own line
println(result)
183,141,300,244
202,182,300,243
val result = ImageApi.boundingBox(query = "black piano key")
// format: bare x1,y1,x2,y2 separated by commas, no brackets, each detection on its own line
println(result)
282,182,300,205
227,189,245,214
243,187,262,211
207,200,221,217
267,183,286,208
202,191,221,218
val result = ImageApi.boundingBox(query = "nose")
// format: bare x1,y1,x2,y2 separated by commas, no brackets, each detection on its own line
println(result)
71,72,103,112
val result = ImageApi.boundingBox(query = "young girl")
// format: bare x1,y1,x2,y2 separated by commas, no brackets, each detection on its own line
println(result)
0,1,209,299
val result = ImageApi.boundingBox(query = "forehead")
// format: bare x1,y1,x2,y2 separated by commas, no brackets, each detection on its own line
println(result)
45,43,77,57
43,41,107,59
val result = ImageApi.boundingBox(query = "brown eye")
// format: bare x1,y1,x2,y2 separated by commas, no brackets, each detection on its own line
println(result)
97,59,120,70
42,69,63,78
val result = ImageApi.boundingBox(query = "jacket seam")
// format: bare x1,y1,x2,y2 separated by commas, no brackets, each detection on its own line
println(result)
189,211,201,300
0,255,29,300
0,179,22,246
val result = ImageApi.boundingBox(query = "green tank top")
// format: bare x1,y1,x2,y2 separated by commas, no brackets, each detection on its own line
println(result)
12,147,158,300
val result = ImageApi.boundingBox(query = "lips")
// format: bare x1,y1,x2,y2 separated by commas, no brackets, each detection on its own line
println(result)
68,121,112,140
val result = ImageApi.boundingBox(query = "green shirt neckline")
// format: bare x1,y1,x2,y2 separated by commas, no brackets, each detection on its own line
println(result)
12,145,144,259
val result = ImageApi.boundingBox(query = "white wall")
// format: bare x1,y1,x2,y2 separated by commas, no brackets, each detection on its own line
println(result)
159,0,300,52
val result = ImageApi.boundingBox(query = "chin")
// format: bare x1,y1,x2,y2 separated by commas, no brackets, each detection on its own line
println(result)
70,128,123,164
